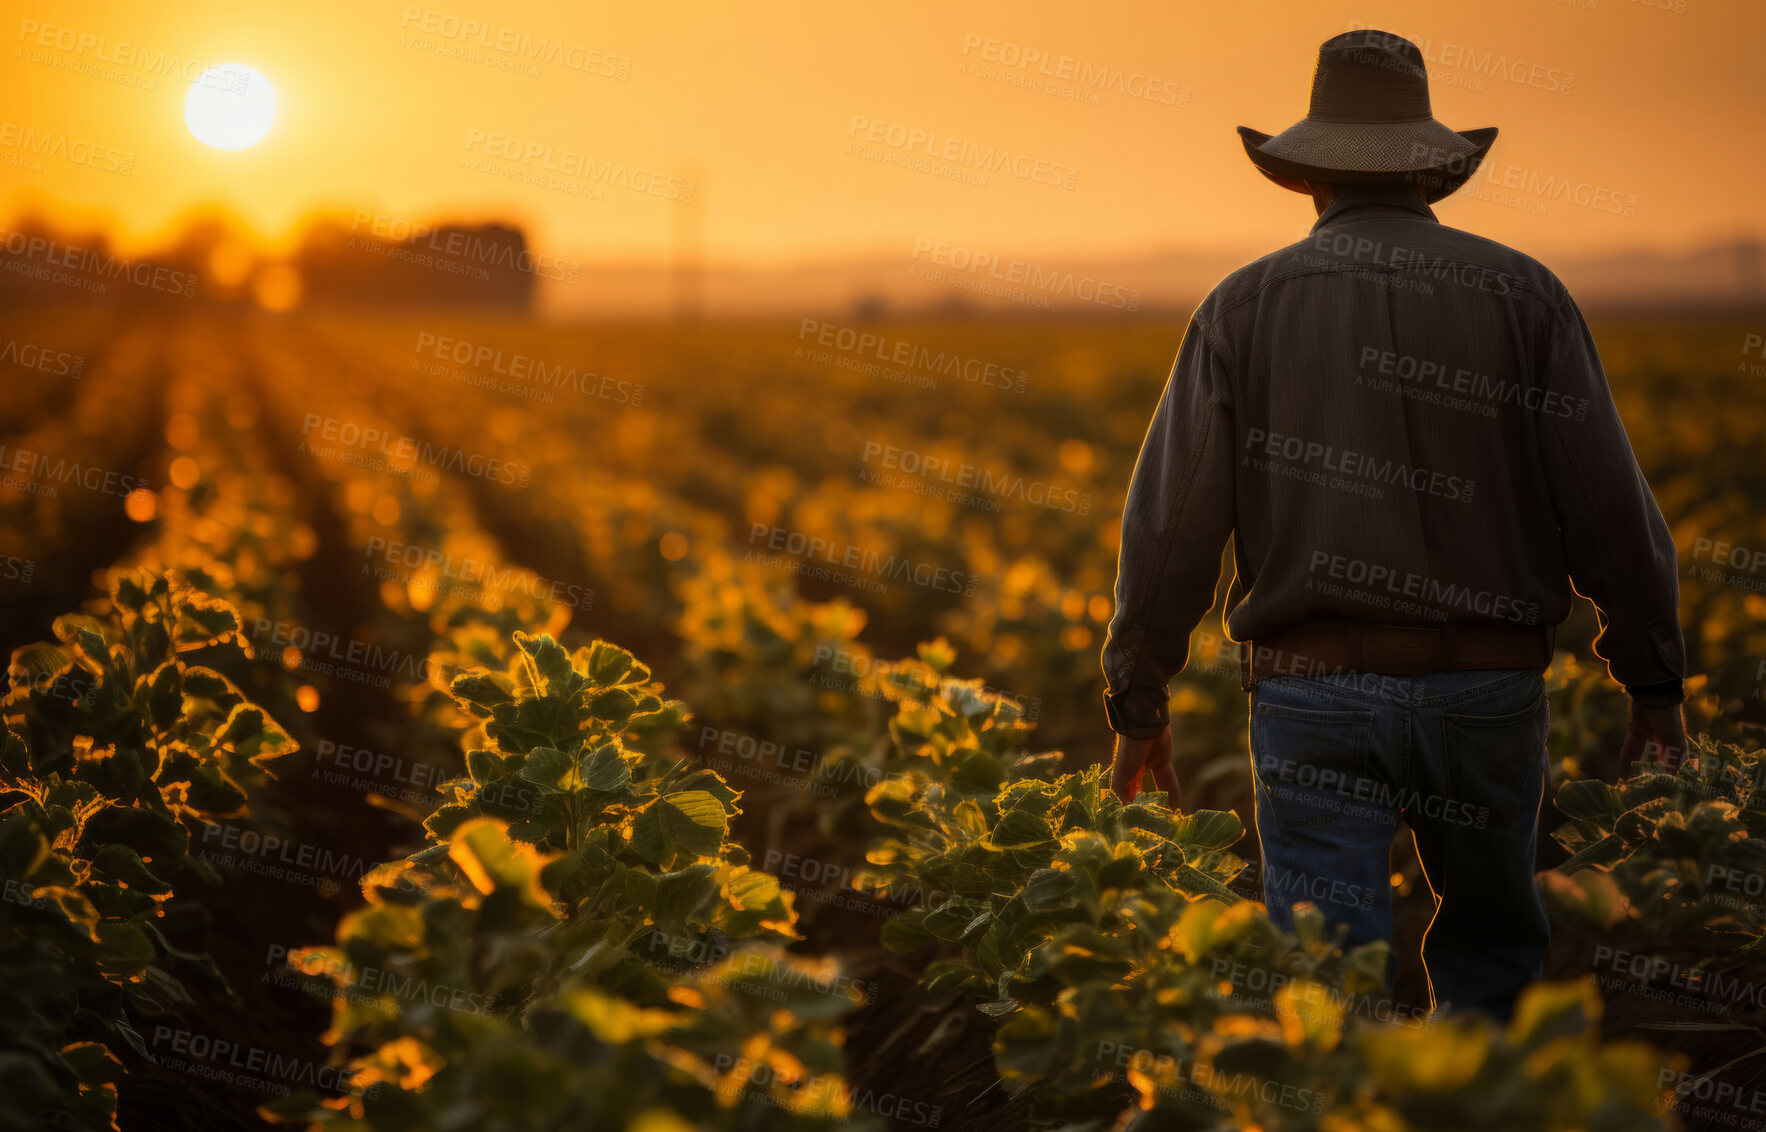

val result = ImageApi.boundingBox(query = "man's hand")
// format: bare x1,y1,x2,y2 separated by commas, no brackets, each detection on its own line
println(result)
1617,699,1689,776
1110,725,1179,809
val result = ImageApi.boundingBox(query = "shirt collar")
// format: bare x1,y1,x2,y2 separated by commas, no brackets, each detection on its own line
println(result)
1310,182,1438,234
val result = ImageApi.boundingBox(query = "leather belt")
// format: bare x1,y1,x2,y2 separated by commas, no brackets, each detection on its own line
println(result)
1238,620,1554,691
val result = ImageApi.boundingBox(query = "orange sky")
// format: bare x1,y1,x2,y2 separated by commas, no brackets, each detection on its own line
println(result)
3,0,1761,268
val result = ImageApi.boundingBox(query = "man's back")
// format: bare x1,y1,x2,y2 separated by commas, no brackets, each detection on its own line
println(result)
1226,182,1671,640
1099,181,1683,730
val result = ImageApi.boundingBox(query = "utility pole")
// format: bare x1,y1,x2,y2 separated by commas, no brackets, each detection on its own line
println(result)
672,163,705,322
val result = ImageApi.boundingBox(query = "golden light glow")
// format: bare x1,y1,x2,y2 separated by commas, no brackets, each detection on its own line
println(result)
3,1,1756,278
169,456,201,489
370,495,401,526
252,263,303,311
165,413,199,450
184,64,276,151
124,489,157,523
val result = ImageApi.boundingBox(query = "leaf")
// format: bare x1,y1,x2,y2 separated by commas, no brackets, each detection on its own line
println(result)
579,744,632,793
583,687,644,725
38,885,102,933
564,988,677,1043
8,641,74,697
917,637,957,673
1170,899,1259,963
1359,1022,1491,1091
0,814,51,879
451,671,515,717
1020,869,1078,914
143,662,185,731
994,1007,1061,1083
170,592,244,652
1507,980,1598,1051
515,632,577,696
1275,980,1344,1049
1169,862,1241,903
60,1041,124,1085
949,749,1006,795
1557,832,1626,872
881,914,937,954
448,819,546,898
166,757,248,816
992,809,1055,850
178,667,244,707
465,748,502,784
93,920,156,978
723,868,790,922
109,573,152,614
581,640,650,687
54,614,113,670
218,704,300,768
1538,870,1624,927
648,864,719,930
1171,809,1245,851
0,725,30,780
629,791,728,866
924,959,988,995
1555,778,1623,826
519,747,573,789
90,844,172,895
925,898,983,941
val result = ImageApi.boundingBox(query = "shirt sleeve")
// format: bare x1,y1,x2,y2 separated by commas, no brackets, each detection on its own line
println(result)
1099,316,1236,736
1536,295,1686,705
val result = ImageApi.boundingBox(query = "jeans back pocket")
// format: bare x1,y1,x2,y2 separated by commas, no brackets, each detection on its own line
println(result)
1440,680,1549,831
1251,700,1378,829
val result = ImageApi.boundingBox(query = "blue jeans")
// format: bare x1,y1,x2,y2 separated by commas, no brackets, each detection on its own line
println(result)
1248,667,1550,1021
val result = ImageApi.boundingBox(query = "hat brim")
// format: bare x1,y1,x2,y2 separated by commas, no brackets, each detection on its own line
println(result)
1238,122,1497,203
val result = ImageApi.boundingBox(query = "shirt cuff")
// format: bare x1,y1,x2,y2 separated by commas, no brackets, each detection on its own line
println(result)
1103,687,1170,738
1623,678,1685,709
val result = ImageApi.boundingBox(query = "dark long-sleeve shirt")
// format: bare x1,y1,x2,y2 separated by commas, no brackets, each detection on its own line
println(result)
1100,182,1686,738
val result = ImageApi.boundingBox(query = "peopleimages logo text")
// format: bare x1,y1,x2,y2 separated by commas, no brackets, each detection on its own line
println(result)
353,212,581,283
959,34,1188,106
399,7,633,79
463,130,695,201
797,319,1028,393
0,228,198,297
911,238,1141,310
300,413,532,487
861,441,1092,515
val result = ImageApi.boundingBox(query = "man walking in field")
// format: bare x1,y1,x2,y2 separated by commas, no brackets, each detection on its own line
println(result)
1100,29,1688,1021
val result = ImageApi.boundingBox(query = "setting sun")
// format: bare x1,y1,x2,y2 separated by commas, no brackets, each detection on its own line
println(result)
184,63,276,151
